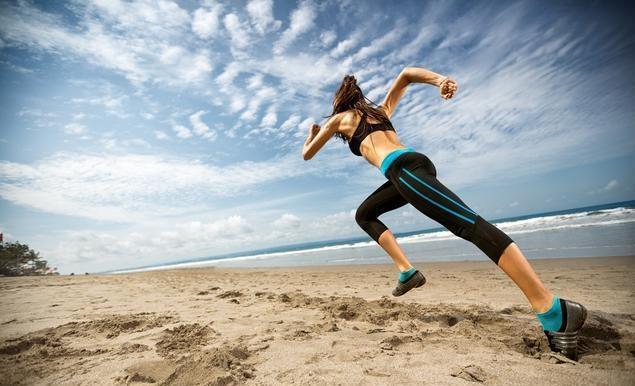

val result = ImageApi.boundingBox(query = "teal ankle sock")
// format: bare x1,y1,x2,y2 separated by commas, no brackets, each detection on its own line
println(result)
536,295,563,331
398,267,417,283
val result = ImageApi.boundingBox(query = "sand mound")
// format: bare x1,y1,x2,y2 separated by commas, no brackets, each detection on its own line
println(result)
156,323,218,358
0,313,174,385
0,332,107,385
216,290,243,299
117,360,178,385
120,344,254,385
59,312,176,339
162,344,253,385
0,313,173,355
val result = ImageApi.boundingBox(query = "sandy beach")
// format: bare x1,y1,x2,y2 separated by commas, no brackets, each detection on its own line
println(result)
1,256,634,385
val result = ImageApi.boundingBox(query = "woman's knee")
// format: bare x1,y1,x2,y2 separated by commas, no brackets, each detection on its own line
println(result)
355,203,372,227
355,205,386,242
457,216,514,264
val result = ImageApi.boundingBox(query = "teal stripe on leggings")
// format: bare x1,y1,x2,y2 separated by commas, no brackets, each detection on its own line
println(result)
402,168,478,216
398,176,476,224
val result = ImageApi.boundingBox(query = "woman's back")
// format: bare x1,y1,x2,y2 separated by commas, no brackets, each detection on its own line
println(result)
340,108,407,169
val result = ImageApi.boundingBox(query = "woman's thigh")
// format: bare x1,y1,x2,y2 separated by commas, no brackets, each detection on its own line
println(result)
357,179,409,218
390,156,478,236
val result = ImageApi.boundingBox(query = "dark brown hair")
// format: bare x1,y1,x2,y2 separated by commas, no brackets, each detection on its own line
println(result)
323,74,391,142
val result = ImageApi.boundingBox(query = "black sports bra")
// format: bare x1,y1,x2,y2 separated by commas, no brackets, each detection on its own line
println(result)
348,110,396,156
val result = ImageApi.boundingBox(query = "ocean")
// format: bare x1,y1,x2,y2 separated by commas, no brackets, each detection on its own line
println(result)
110,200,635,273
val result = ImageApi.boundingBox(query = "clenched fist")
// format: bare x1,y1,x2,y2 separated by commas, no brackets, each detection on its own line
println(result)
310,123,321,137
439,78,458,100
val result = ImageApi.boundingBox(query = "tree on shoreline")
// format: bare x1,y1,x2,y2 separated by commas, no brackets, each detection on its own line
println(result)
0,241,58,276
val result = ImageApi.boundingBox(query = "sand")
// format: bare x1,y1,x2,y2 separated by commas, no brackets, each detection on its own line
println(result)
1,256,634,385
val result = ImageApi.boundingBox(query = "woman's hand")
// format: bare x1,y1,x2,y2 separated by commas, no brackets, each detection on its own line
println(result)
439,77,458,100
310,123,321,138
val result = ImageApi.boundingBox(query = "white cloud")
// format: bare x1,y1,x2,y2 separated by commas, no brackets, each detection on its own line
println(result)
280,114,302,132
18,108,56,118
0,1,212,87
252,52,352,92
239,86,277,122
308,209,357,235
0,151,354,223
229,93,247,113
154,130,169,140
393,24,441,62
50,215,255,267
223,13,252,51
273,213,301,230
351,25,407,62
173,124,192,139
260,105,278,127
603,179,619,191
587,179,621,195
189,110,216,141
246,0,282,35
98,137,151,151
86,0,190,39
330,28,364,58
273,0,316,54
64,123,86,135
246,73,264,89
215,61,243,91
190,111,209,135
191,3,223,39
72,94,126,109
175,216,254,241
319,30,337,47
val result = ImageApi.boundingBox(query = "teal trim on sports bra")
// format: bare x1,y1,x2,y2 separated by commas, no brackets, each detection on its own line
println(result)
379,147,415,177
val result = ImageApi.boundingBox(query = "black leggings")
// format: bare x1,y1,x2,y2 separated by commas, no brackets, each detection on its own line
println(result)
355,151,513,265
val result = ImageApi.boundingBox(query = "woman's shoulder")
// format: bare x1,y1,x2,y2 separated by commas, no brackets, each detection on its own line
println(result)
337,109,362,125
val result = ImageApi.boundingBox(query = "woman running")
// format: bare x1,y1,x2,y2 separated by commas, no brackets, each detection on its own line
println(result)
301,67,587,360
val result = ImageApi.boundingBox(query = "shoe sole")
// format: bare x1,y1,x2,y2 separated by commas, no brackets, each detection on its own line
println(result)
545,301,587,361
392,271,426,297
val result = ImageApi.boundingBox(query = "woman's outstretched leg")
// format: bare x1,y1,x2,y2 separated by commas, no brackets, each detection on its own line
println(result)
387,151,588,359
497,241,587,360
497,242,553,312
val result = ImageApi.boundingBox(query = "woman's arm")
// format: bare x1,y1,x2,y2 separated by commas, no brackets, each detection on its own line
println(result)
302,113,342,160
403,66,445,86
380,67,458,119
404,66,458,99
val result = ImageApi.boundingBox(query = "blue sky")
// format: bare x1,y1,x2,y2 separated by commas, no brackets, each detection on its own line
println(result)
0,0,633,273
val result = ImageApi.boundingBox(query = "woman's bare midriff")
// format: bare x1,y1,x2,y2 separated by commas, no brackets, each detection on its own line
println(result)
341,110,409,169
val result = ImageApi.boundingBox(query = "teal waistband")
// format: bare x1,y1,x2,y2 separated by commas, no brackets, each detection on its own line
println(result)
379,147,415,177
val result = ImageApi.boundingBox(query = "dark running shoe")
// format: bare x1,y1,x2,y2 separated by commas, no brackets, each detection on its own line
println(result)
544,298,587,361
392,270,426,297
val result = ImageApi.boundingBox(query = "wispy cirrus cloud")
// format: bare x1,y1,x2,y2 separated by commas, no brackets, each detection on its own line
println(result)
0,0,213,87
273,0,317,55
247,0,282,35
0,149,358,223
